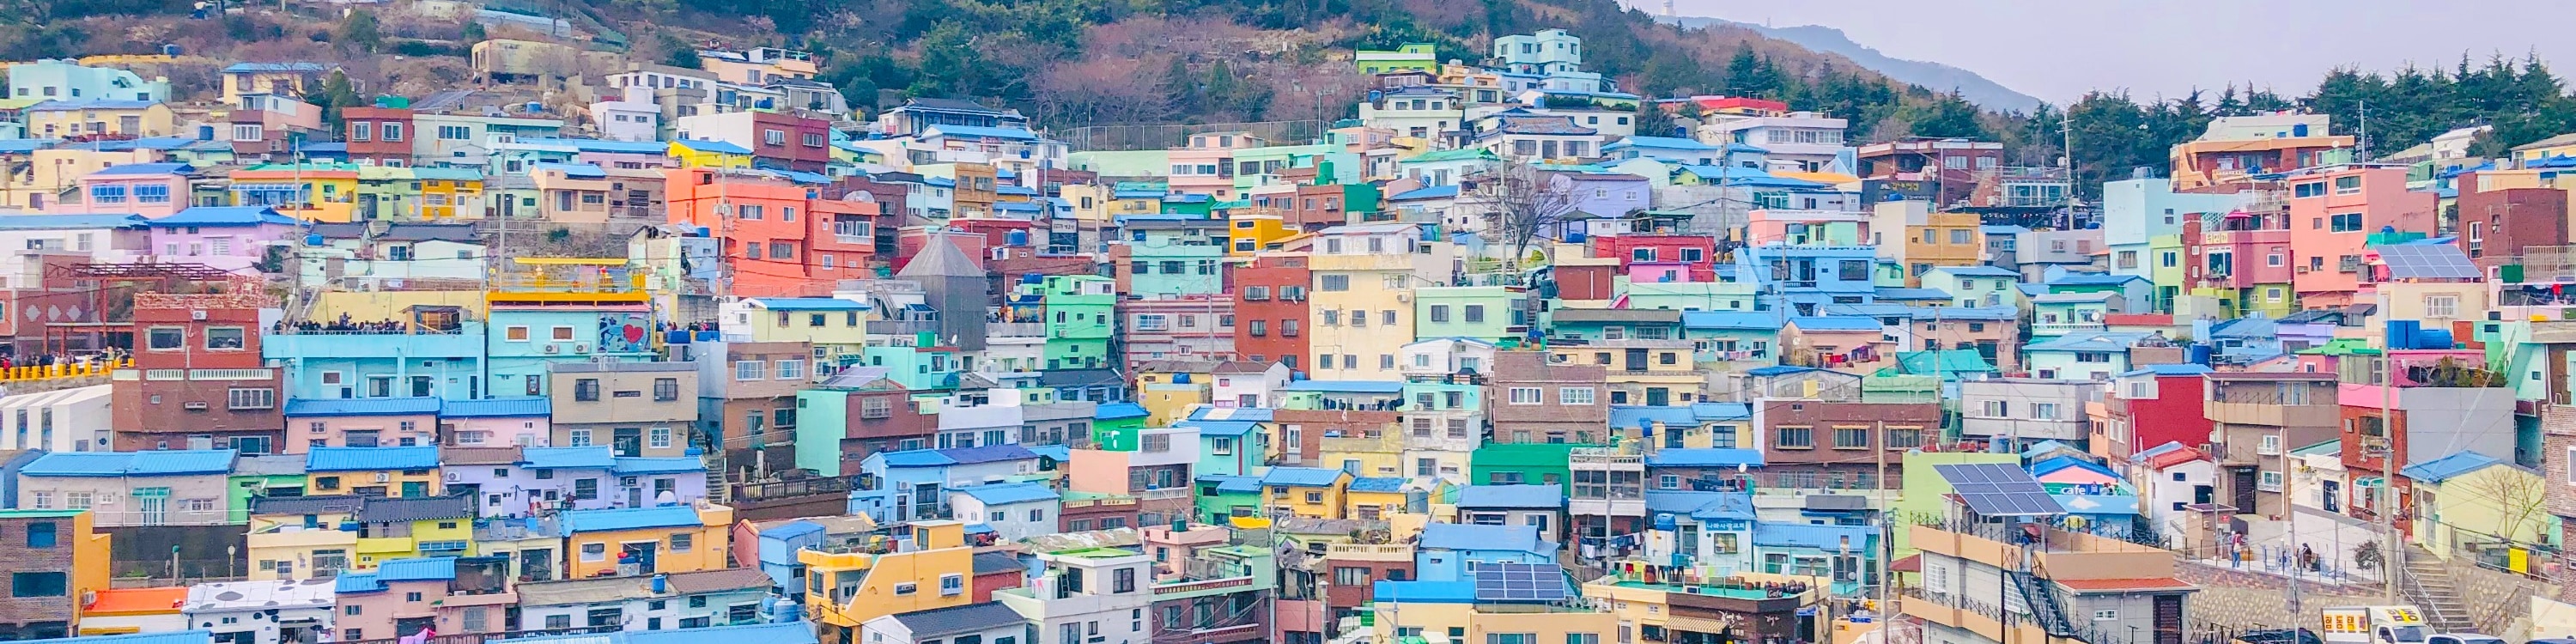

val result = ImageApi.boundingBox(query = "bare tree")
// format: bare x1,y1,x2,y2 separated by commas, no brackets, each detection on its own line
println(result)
1465,162,1581,270
1032,56,1173,127
2454,467,2549,545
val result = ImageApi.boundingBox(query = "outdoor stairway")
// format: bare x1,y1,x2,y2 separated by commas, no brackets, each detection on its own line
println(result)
2400,545,2478,633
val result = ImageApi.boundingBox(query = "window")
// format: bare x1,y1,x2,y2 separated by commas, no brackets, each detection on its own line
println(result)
1886,427,1923,449
1558,387,1595,405
204,327,245,349
574,379,601,402
228,388,276,410
1833,427,1870,449
25,523,55,548
1429,305,1451,323
735,361,766,380
1319,275,1351,291
438,125,471,140
580,543,607,562
2335,175,2362,194
654,379,680,401
2260,471,2285,491
649,426,672,449
2330,212,2364,232
893,582,917,595
669,532,692,551
776,360,804,380
1113,567,1137,592
1509,387,1542,404
1776,426,1814,448
940,574,964,595
2032,403,2060,420
2094,610,2120,622
2424,295,2458,319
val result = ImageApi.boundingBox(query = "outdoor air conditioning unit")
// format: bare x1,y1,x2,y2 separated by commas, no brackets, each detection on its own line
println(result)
1395,294,1411,302
183,402,210,410
374,472,392,483
191,310,208,320
444,472,463,483
543,345,561,355
575,343,591,353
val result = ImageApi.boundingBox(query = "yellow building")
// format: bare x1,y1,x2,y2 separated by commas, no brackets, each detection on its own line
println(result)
2510,132,2576,169
245,494,477,579
2,509,112,628
1318,426,1405,482
801,520,976,644
1548,340,1705,407
21,100,179,138
1903,211,1985,286
1583,573,1817,644
1139,383,1210,428
1260,467,1351,519
1227,213,1295,256
3,144,171,209
413,167,486,219
305,446,442,497
671,139,754,169
721,297,873,361
1309,224,1458,379
1341,477,1410,521
2404,451,2550,573
560,505,734,579
1368,585,1619,644
232,162,362,222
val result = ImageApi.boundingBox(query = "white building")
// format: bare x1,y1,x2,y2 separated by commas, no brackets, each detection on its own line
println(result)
1209,361,1291,409
861,603,1035,644
993,549,1156,644
1697,112,1850,173
590,86,661,142
0,384,110,451
1957,379,2103,447
183,579,337,644
948,483,1060,543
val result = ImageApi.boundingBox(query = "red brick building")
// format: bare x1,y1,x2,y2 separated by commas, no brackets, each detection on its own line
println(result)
1589,234,1718,281
1753,400,1940,488
665,168,879,297
1486,351,1606,444
1235,255,1311,369
112,291,284,453
341,106,416,166
750,111,834,173
2455,174,2569,269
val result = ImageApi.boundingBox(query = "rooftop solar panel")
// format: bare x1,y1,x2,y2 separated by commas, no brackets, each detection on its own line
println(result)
1934,463,2067,517
1472,562,1567,602
2374,244,2479,280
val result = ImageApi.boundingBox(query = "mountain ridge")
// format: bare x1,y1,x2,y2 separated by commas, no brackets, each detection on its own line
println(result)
1656,15,2048,113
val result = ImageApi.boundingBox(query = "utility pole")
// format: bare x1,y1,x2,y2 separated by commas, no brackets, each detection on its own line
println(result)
2358,100,2372,163
2378,284,2398,605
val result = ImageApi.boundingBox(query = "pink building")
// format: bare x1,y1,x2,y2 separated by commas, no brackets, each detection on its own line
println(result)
2182,209,2293,289
1139,523,1230,579
57,162,195,217
2282,166,2438,306
1168,131,1267,201
281,397,441,453
143,206,302,273
1747,208,1872,247
332,556,514,642
1782,317,1897,374
438,397,553,447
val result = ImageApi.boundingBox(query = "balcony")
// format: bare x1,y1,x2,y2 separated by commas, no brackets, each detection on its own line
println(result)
264,326,484,360
988,322,1046,338
2203,400,2339,428
1139,488,1193,501
1570,447,1644,469
2032,321,2105,336
835,234,871,246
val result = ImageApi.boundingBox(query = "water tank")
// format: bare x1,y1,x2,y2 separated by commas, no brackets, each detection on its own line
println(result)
2293,124,2310,137
304,234,324,246
161,44,183,56
1006,230,1030,246
765,596,804,623
2418,328,2454,349
1565,231,1587,244
2385,320,2421,349
1652,513,1677,531
2185,344,2212,365
650,574,668,593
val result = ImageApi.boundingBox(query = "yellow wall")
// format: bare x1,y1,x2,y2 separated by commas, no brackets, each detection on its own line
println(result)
1267,482,1346,519
802,521,975,628
565,506,734,579
1372,601,1619,643
2417,465,2551,566
670,143,752,169
70,512,112,623
307,469,442,497
1140,383,1209,428
23,103,179,138
1227,216,1292,256
1343,489,1406,520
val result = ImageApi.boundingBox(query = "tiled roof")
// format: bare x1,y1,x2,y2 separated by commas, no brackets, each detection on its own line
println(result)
305,447,439,471
440,397,550,417
283,397,441,416
561,506,703,535
22,450,234,477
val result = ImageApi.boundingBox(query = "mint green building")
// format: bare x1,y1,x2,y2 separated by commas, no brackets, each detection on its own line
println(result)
1468,443,1587,493
1022,275,1115,369
1194,475,1263,524
1413,286,1528,343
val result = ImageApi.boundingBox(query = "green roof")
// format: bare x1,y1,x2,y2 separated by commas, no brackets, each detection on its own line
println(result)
1471,442,1588,465
1403,149,1498,163
2290,439,2342,457
2297,337,2382,356
1051,547,1143,559
0,509,88,518
1897,349,1997,375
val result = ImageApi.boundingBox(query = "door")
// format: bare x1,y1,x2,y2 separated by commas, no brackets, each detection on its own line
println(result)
520,548,554,581
620,541,658,574
626,484,642,508
410,376,433,398
2152,594,2184,644
136,491,167,526
2232,468,2258,511
613,428,641,457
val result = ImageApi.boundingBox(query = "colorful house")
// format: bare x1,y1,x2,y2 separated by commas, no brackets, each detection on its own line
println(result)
303,447,442,497
1259,466,1351,519
801,520,978,644
559,504,736,578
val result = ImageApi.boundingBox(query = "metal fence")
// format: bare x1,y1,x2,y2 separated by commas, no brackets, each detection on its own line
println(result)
1058,120,1329,152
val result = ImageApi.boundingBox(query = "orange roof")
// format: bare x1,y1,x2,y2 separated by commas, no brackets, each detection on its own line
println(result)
2141,446,2212,471
85,587,188,615
2053,577,2195,592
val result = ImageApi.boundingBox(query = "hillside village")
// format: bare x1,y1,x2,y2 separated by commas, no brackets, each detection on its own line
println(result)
8,10,2576,644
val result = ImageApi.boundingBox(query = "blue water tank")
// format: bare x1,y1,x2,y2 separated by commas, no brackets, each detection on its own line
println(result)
1006,230,1030,246
304,234,324,246
650,574,667,593
765,596,805,623
1172,373,1192,384
2293,124,2311,137
1022,273,1043,284
2419,329,2454,349
2385,320,2421,349
2186,344,2212,365
1565,231,1588,244
1652,513,1677,531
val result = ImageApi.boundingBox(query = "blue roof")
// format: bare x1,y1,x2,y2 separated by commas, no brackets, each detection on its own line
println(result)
522,447,616,470
1455,484,1564,508
2208,317,2280,338
750,297,870,311
0,214,147,230
996,185,1039,196
2049,272,2146,286
611,457,705,475
1675,165,1827,188
1180,420,1261,436
2118,364,2213,378
88,162,192,176
21,450,235,477
1188,407,1273,422
876,449,958,467
1644,490,1755,520
760,520,826,540
926,125,1042,141
1197,475,1263,494
27,99,161,112
674,139,752,155
283,397,441,416
1874,287,1953,301
1261,467,1347,487
154,206,298,227
561,506,702,535
1282,380,1405,393
532,162,606,179
0,139,58,154
955,482,1060,505
1604,136,1718,151
1371,580,1479,603
1787,316,1883,331
1744,365,1823,377
1419,523,1553,556
375,556,459,582
1347,477,1409,493
2400,451,2509,483
1682,311,1785,330
2026,331,2153,353
2031,456,2119,480
1093,402,1148,420
511,137,669,155
2053,494,2140,515
1645,448,1766,468
1607,405,1699,430
1390,185,1461,200
305,447,440,471
941,444,1040,465
1751,523,1876,550
1921,306,2021,321
333,573,385,593
440,397,550,417
224,62,331,72
1024,444,1071,462
1933,265,2021,277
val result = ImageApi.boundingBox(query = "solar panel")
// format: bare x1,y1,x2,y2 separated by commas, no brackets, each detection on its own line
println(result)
1473,562,1567,602
1933,463,2066,517
2374,244,2479,280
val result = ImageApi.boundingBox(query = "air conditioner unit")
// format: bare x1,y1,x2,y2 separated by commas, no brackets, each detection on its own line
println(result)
543,345,561,355
183,401,210,410
191,310,208,320
575,343,591,353
374,472,392,483
1395,294,1411,302
444,472,463,483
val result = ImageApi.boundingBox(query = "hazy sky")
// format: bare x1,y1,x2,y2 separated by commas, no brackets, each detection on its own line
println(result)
1655,0,2576,106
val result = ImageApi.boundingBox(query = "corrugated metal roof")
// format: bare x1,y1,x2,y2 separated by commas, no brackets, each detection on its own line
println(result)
522,447,615,470
1419,523,1552,556
561,506,702,535
1261,467,1347,488
1346,477,1408,493
890,602,1036,637
1092,402,1148,419
611,457,704,475
283,397,442,416
2400,450,2510,483
41,630,220,644
1753,523,1875,550
1644,448,1765,468
440,397,550,417
954,483,1058,505
304,447,439,471
749,297,870,311
22,450,235,477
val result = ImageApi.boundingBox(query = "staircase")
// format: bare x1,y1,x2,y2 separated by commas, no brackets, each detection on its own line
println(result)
2010,570,2078,637
2398,545,2477,633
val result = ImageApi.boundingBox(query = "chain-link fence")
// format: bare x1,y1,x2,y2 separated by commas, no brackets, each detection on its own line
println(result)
1059,120,1329,151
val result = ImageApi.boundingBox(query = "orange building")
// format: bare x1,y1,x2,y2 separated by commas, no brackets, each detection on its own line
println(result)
665,168,882,296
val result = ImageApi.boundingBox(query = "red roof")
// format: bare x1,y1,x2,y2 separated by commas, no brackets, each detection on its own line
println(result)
2053,577,2195,592
2104,313,2172,325
2141,446,2212,471
85,587,187,615
1889,554,1922,573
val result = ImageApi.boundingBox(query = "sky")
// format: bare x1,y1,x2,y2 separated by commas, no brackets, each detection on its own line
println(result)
1656,0,2576,105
